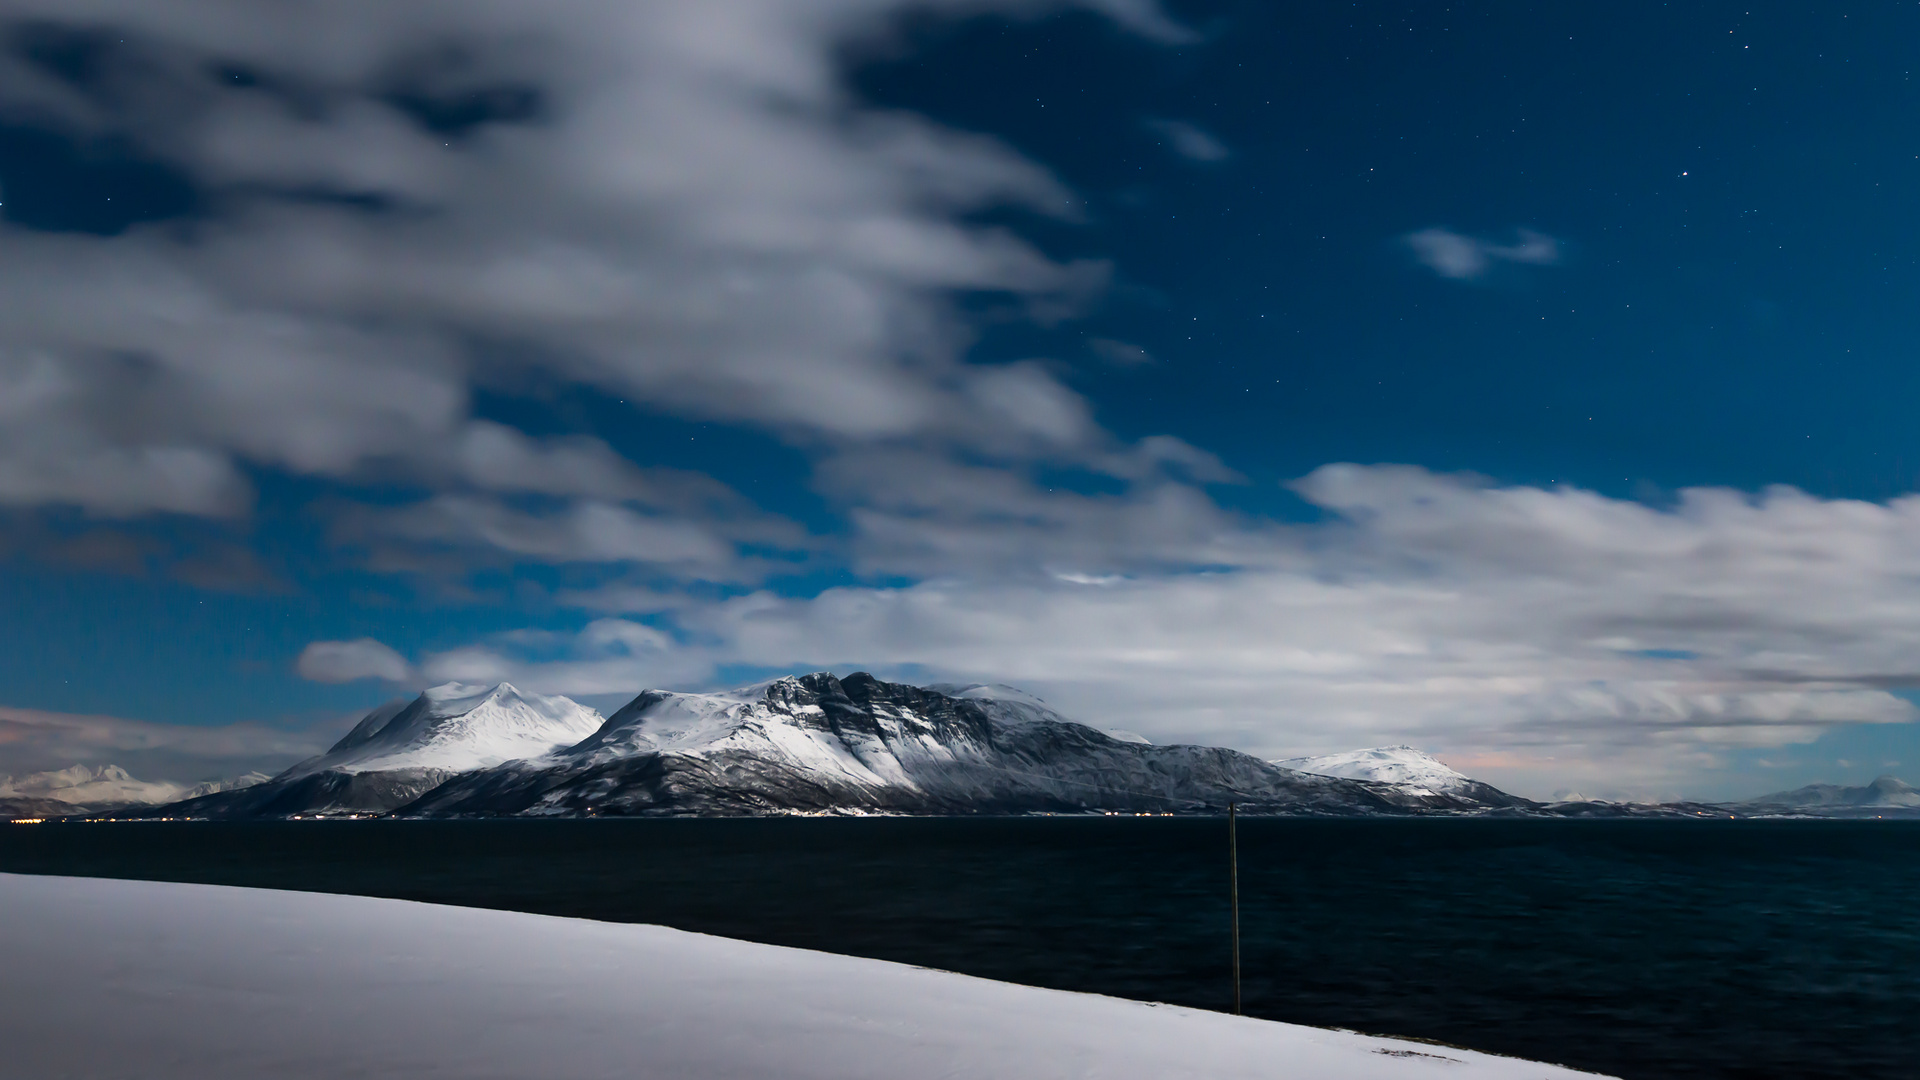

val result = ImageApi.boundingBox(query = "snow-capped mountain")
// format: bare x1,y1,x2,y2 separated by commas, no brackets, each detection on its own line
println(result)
1734,775,1920,817
399,673,1485,818
151,674,1542,819
1,764,180,807
1271,745,1531,808
152,683,603,819
296,682,605,776
1274,745,1473,793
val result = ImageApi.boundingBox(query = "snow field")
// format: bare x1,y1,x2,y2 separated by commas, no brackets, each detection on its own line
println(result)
0,872,1613,1079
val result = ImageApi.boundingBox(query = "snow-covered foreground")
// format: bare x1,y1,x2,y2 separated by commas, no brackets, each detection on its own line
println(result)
0,874,1608,1080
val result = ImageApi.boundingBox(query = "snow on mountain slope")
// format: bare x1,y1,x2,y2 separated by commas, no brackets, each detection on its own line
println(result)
403,673,1433,818
1270,746,1533,809
152,676,1523,820
456,674,1048,805
288,682,605,777
1273,746,1475,795
141,683,604,819
0,873,1613,1080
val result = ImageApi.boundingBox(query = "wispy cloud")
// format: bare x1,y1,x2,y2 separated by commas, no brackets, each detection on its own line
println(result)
1405,227,1561,279
1144,118,1230,162
0,0,1165,525
1087,338,1155,366
1082,0,1201,44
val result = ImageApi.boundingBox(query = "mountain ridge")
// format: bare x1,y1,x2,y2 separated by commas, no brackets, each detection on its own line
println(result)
1,764,270,812
1272,745,1530,808
398,672,1436,817
1728,774,1920,817
148,682,604,819
144,673,1531,820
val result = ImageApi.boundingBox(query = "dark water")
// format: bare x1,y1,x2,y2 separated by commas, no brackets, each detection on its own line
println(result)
4,818,1916,1080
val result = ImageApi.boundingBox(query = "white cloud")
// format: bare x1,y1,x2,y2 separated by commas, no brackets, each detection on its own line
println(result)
418,617,708,696
1144,118,1229,162
962,363,1097,446
432,467,1920,799
450,422,682,502
296,638,415,684
1404,227,1560,280
817,447,1246,579
0,0,1178,520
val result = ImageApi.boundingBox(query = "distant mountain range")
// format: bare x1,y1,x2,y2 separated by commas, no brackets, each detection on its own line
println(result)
1,764,269,818
1729,775,1920,818
129,674,1528,820
16,674,1914,821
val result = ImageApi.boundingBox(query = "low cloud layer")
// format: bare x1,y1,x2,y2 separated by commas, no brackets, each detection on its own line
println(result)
0,704,340,782
1405,227,1560,280
344,467,1920,799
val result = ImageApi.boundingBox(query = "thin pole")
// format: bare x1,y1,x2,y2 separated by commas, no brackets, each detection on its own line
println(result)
1229,800,1242,1015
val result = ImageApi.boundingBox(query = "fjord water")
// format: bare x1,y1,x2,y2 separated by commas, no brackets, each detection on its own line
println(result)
4,819,1915,1080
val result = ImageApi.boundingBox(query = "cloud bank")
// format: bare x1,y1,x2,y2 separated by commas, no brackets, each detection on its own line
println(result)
0,704,338,782
349,467,1920,799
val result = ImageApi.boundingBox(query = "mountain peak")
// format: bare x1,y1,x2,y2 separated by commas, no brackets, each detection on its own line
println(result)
300,682,605,778
1272,745,1475,794
419,680,519,706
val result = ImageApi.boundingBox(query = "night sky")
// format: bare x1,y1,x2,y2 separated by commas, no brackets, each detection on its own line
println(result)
3,1,1919,800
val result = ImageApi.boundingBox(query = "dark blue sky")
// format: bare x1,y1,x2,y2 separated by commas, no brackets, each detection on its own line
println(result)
857,1,1920,501
2,1,1918,798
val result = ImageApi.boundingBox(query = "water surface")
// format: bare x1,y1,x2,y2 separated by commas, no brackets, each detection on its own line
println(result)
4,817,1914,1080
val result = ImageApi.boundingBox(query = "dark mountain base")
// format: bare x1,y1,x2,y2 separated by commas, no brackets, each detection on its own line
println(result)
128,769,454,820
